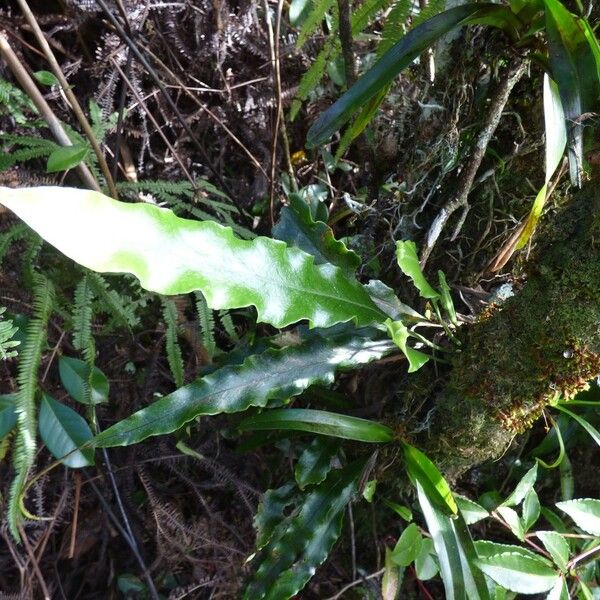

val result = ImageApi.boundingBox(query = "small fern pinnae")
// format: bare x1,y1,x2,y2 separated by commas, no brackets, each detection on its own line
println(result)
8,274,54,540
0,307,20,360
72,274,95,362
72,274,96,405
162,298,185,387
194,291,216,360
87,272,139,328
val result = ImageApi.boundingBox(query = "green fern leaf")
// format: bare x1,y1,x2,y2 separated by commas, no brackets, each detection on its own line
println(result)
0,307,20,360
87,272,139,329
194,291,216,360
297,0,336,48
8,274,54,540
377,0,412,57
162,298,185,387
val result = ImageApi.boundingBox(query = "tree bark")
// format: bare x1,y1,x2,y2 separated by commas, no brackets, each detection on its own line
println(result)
414,185,600,476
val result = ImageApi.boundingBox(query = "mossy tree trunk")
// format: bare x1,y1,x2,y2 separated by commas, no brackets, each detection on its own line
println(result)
415,186,600,475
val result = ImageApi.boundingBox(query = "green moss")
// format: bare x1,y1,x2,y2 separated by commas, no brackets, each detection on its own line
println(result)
419,187,600,475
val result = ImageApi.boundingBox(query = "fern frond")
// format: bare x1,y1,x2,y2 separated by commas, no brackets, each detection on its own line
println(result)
87,272,140,328
377,0,412,57
0,134,59,172
297,0,336,49
8,274,54,540
0,223,29,266
412,0,445,28
22,234,43,288
0,307,20,360
194,291,216,360
162,298,185,387
351,0,392,34
72,274,96,367
218,310,239,343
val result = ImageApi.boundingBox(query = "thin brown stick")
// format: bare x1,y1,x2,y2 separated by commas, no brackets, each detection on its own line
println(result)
110,57,196,185
16,0,118,198
421,58,528,267
68,472,82,559
146,49,268,178
337,0,356,86
18,525,51,600
0,32,100,191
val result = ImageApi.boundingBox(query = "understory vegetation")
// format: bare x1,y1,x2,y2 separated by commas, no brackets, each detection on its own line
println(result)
0,0,599,598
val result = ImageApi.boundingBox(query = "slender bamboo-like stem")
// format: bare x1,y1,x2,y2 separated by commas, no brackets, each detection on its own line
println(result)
16,0,118,198
0,32,100,192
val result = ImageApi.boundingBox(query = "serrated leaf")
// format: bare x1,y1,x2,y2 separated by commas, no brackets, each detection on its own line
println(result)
94,331,393,447
38,394,94,468
0,394,17,439
546,577,569,600
523,488,541,532
273,194,360,275
295,437,339,488
239,408,394,442
46,144,89,173
391,523,422,566
0,186,385,330
403,442,457,515
536,531,569,572
502,464,538,507
59,356,109,405
456,495,489,525
474,541,553,565
497,506,525,541
474,552,559,594
245,460,364,599
394,241,439,299
556,498,600,535
415,538,439,581
306,3,521,146
385,319,430,373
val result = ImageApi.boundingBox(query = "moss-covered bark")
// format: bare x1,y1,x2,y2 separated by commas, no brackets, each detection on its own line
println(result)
420,186,600,475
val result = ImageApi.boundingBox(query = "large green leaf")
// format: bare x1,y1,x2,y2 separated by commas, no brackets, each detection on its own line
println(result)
0,394,17,439
543,0,599,186
416,481,489,600
554,403,600,447
254,483,298,550
390,523,423,567
59,356,109,405
273,194,360,275
474,552,559,594
0,186,385,329
245,460,364,599
38,394,94,468
394,241,439,300
306,3,521,147
536,531,569,572
239,408,394,442
403,442,457,515
94,330,394,447
556,498,600,535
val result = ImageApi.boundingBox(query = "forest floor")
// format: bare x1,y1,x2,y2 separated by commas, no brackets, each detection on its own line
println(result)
0,1,597,599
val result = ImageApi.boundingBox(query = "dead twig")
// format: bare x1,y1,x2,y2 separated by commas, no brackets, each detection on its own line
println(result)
420,58,528,267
